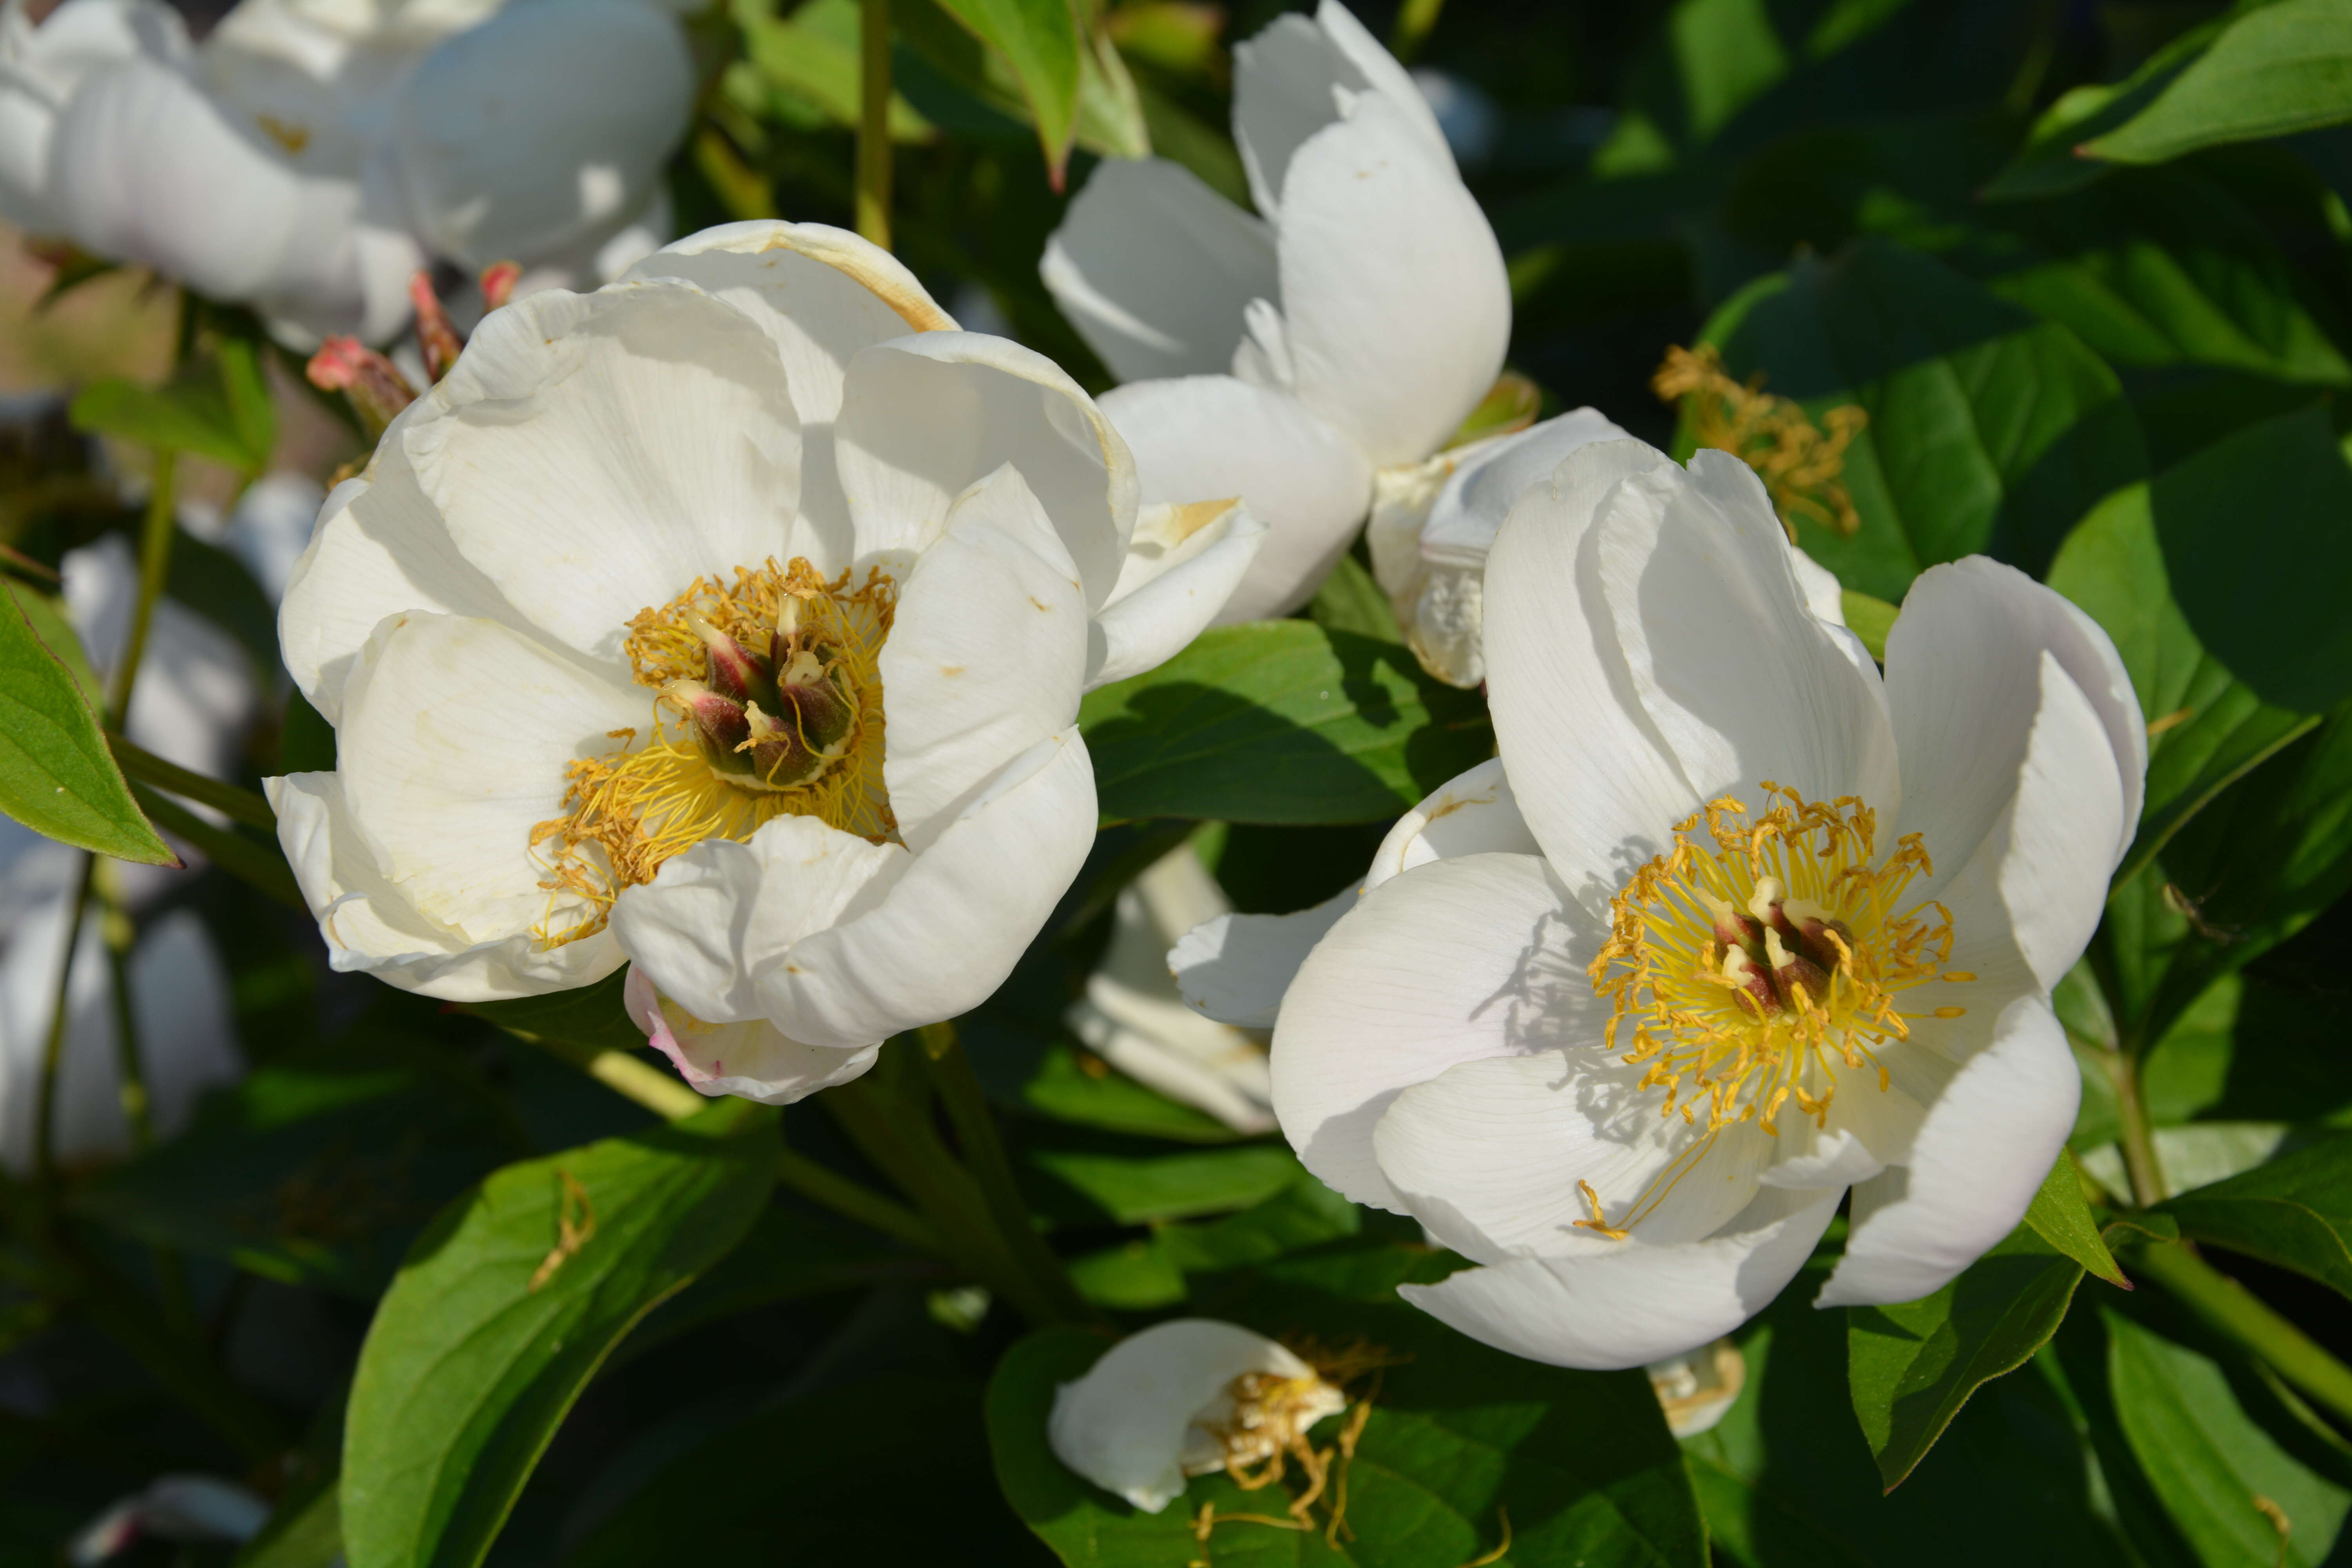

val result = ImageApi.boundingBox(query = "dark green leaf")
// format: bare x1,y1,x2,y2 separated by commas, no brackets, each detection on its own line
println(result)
989,1247,1708,1566
1027,1142,1301,1225
7,583,100,705
2084,0,2352,165
1014,1040,1244,1143
2103,1309,2352,1565
1158,1175,1362,1275
1079,622,1494,826
566,1373,1051,1565
2149,404,2352,715
129,782,299,905
1981,23,2220,199
2154,1133,2352,1298
466,968,643,1054
74,1042,523,1296
1847,1227,2087,1489
2025,1149,2130,1290
1703,239,2145,595
2045,483,2319,880
236,1485,340,1568
1065,1234,1186,1308
1306,552,1404,643
931,0,1083,177
1693,1261,2141,1566
0,581,175,864
341,1100,777,1568
68,372,268,473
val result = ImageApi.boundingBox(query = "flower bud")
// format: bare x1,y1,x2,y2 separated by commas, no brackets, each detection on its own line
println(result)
661,680,752,775
687,610,776,709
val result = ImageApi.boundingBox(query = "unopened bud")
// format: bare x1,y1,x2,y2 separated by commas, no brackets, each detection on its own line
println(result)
687,610,776,708
306,337,416,436
409,270,464,381
479,260,522,311
776,654,857,757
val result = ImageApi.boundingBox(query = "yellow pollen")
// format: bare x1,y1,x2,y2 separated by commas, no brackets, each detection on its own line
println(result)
529,557,897,948
256,113,311,155
1580,783,1957,1238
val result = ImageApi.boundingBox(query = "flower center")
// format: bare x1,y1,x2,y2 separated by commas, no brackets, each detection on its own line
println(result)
530,557,896,948
1576,784,1969,1237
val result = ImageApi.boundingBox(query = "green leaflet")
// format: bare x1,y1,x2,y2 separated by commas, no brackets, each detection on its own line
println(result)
340,1101,777,1568
2024,1149,2130,1290
2082,0,2352,165
1847,1227,2086,1489
2155,1132,2352,1299
0,581,174,865
1079,621,1494,826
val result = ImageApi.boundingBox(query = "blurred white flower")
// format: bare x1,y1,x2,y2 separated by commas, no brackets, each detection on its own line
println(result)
67,1473,267,1564
1048,1318,1345,1512
1262,437,2145,1368
2,0,694,345
270,220,1263,1103
1065,843,1274,1134
179,468,328,603
1364,407,1628,687
1042,0,1510,621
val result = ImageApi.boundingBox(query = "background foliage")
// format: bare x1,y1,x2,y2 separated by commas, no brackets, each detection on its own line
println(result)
5,0,2352,1563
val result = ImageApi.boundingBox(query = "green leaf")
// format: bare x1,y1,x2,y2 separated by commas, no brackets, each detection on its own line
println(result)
989,1249,1708,1566
7,584,100,706
740,0,935,138
1027,1142,1302,1225
2025,1149,2131,1290
1079,622,1494,826
1305,552,1404,643
2103,1309,2352,1566
465,967,642,1054
2148,404,2352,715
2154,1132,2352,1299
1839,589,1896,661
1066,1175,1368,1310
69,360,271,473
2046,483,2319,881
0,581,176,865
1847,1227,2087,1490
1981,22,2224,200
340,1100,777,1568
567,1373,1050,1565
931,0,1083,179
1015,1040,1243,1143
1703,239,2146,597
236,1485,340,1568
1692,1260,2144,1566
2083,0,2352,165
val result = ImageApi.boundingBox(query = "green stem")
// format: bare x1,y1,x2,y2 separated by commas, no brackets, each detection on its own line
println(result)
2132,1240,2352,1428
519,1031,707,1121
777,1145,938,1252
2105,1048,2168,1208
93,867,153,1154
127,784,300,908
107,449,178,724
1390,0,1445,60
106,732,274,829
32,852,99,1192
918,1023,1087,1321
856,0,892,249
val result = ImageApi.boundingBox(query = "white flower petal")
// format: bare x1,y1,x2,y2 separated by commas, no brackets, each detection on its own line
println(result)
754,728,1096,1049
1048,1319,1324,1514
280,437,530,725
1926,649,2129,996
1593,449,1899,820
1481,438,1700,905
1818,992,2079,1308
1419,409,1633,566
0,0,187,230
1098,376,1371,622
1756,1125,1887,1191
1274,91,1508,467
835,333,1136,611
1230,0,1448,218
608,814,903,1027
1169,884,1353,1031
1270,852,1601,1210
1886,556,2146,879
626,218,955,541
401,281,812,663
1361,755,1538,893
1087,501,1267,690
623,965,877,1106
333,611,646,953
1040,156,1277,384
267,770,621,1000
390,0,692,270
880,465,1089,845
1375,1051,1771,1263
1397,1185,1840,1370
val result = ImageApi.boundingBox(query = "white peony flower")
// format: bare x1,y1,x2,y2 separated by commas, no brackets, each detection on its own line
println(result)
269,220,1264,1105
1364,407,1629,687
1064,843,1274,1135
1040,0,1510,622
1255,437,2144,1368
1048,1318,1345,1513
5,0,692,345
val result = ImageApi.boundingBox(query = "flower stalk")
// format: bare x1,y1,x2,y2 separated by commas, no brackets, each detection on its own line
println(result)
856,0,892,250
2129,1238,2352,1428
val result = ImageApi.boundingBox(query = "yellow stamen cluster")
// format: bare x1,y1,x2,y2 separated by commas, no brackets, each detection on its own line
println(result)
1652,344,1868,540
530,557,897,948
1578,783,1962,1236
1190,1339,1402,1555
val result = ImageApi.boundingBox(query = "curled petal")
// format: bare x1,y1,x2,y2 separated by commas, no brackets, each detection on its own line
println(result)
624,965,877,1106
1087,499,1267,690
